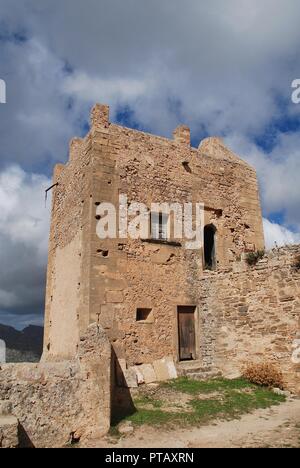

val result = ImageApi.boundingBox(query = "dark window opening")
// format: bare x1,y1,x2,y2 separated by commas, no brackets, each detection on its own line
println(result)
151,212,169,240
136,308,153,322
204,224,216,270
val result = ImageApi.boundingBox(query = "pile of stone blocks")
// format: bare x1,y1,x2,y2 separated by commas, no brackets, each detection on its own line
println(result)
118,357,178,388
0,401,19,449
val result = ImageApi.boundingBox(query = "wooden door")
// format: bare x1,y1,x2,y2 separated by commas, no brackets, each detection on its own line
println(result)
178,306,196,361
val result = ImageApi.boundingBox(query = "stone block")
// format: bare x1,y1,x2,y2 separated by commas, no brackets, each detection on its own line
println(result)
153,357,177,381
0,400,12,416
273,388,291,398
153,359,170,382
0,415,19,448
134,366,145,385
118,421,134,435
99,303,116,329
140,364,157,384
106,290,124,303
165,356,178,379
123,368,138,388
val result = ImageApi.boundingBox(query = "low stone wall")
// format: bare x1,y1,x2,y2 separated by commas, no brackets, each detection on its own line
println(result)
0,324,111,448
201,245,300,394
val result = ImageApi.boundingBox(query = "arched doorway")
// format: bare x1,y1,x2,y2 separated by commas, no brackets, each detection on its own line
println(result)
204,224,216,270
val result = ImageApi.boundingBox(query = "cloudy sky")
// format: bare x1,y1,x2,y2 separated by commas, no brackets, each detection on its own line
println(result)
0,0,300,329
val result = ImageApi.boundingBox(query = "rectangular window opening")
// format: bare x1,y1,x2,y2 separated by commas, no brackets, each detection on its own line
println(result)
151,212,169,240
136,308,153,322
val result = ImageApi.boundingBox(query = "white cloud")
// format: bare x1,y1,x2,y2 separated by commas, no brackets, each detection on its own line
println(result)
0,165,50,252
0,165,51,322
225,132,300,230
63,72,151,105
0,0,300,326
263,218,300,250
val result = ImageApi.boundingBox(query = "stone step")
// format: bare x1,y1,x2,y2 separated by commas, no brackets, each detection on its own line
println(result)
181,366,210,375
0,415,19,448
177,360,204,369
187,370,222,381
177,361,212,375
178,365,214,376
177,362,223,381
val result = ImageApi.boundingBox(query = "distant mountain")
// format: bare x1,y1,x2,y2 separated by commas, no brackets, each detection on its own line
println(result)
0,324,44,362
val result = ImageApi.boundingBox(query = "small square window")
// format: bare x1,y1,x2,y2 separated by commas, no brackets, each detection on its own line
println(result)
151,212,169,240
136,308,153,322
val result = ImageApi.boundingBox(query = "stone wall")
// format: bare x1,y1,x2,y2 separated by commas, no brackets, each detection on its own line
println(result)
88,105,264,367
42,103,298,396
0,325,111,448
114,245,300,395
202,245,300,393
43,137,93,360
43,103,265,367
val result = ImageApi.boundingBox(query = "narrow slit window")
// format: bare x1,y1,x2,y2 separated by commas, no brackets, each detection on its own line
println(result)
204,224,217,270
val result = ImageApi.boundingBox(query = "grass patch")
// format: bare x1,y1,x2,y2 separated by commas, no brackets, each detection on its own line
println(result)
162,377,253,394
122,378,285,429
126,408,175,426
134,395,163,408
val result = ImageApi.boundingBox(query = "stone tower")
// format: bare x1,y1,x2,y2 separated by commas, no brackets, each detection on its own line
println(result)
43,104,264,367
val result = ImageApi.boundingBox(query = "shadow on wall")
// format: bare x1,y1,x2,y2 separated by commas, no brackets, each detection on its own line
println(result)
111,348,136,425
18,424,35,449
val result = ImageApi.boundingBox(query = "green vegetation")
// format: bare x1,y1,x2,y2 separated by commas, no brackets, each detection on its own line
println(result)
119,378,285,429
163,376,254,394
246,250,265,266
133,395,163,408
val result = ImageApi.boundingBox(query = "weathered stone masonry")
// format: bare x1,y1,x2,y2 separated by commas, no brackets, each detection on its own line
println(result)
43,103,265,369
42,103,299,392
0,324,111,448
0,103,299,448
198,246,300,394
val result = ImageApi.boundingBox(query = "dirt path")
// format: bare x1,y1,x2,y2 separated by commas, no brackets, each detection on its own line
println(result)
87,398,300,448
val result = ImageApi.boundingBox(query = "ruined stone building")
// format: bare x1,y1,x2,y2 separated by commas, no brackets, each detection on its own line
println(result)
43,104,265,369
0,104,298,448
